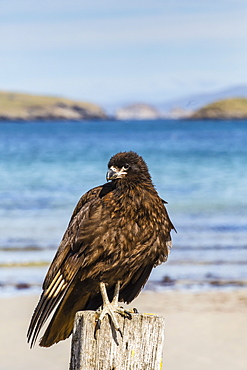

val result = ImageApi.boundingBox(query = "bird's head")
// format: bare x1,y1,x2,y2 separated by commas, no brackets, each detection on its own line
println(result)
106,151,151,183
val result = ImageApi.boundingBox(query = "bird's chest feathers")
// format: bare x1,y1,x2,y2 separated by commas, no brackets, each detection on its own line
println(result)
99,186,165,273
103,185,161,239
108,186,152,218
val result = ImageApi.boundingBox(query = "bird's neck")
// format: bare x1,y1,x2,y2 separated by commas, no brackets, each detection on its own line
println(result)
114,177,156,196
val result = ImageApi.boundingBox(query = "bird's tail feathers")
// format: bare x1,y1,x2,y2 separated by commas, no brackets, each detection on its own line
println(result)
27,270,67,348
39,284,91,347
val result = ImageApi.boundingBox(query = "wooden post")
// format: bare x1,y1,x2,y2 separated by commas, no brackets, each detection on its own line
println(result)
69,311,165,370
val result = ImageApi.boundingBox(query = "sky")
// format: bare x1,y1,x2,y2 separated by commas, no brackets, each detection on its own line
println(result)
1,0,247,107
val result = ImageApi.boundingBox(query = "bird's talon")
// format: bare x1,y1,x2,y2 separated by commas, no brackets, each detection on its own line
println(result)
94,318,101,339
124,310,132,319
96,318,101,330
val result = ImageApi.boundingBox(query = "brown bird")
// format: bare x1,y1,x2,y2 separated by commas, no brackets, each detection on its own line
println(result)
27,151,175,348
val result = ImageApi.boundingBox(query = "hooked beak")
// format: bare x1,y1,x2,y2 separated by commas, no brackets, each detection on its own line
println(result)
106,168,116,181
106,166,127,181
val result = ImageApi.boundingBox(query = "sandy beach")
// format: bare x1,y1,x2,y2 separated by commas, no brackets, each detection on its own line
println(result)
0,289,246,370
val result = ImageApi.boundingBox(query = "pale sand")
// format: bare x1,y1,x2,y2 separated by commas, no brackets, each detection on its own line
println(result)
0,290,247,370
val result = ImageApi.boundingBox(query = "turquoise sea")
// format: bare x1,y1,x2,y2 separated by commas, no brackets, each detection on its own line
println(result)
0,119,247,295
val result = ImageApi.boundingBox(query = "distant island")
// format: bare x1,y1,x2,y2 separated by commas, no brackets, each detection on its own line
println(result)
191,98,247,120
115,103,162,120
0,91,107,121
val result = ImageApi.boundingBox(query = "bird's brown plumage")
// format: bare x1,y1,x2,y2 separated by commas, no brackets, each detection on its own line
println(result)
27,151,175,347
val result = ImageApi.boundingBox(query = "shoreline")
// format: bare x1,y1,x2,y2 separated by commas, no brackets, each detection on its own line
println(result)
1,278,247,298
1,117,247,122
0,289,246,370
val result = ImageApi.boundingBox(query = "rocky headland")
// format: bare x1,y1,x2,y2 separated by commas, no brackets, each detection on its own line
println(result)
190,98,247,120
0,91,108,121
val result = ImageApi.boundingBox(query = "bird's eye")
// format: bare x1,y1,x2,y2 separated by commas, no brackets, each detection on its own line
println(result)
123,163,130,170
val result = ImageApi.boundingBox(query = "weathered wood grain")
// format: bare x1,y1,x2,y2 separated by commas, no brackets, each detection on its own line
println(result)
69,311,165,370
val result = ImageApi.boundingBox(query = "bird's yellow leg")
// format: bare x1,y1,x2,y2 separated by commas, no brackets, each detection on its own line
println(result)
96,281,132,338
111,280,121,306
97,281,121,334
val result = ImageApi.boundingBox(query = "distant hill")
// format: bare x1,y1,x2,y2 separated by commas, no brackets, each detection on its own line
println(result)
159,85,247,116
191,98,247,120
0,91,107,121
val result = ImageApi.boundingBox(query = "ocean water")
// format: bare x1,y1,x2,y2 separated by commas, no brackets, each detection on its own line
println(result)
0,119,247,295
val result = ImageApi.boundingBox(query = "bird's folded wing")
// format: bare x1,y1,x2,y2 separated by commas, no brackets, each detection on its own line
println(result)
27,184,113,347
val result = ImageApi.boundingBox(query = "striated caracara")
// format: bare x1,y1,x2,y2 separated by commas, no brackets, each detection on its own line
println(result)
27,151,175,348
